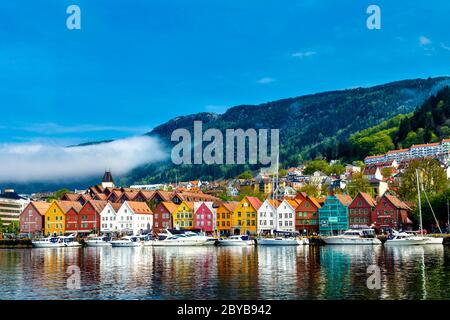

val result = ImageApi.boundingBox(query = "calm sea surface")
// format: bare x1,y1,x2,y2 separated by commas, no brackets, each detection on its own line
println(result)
1,245,449,300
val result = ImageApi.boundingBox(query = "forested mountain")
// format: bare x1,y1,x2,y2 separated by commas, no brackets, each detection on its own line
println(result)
125,77,450,184
338,86,450,160
4,77,450,193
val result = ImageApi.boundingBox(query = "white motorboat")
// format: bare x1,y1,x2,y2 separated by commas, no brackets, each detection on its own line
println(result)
384,231,429,246
424,236,444,244
84,235,112,247
59,233,82,247
322,229,381,245
217,235,254,246
257,237,306,246
110,235,143,247
139,235,154,246
32,236,64,248
405,231,444,245
151,230,211,246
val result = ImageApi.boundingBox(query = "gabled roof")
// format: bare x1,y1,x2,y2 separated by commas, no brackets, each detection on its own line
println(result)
284,198,300,210
94,193,108,200
336,194,352,207
126,201,152,214
160,201,179,214
383,194,411,210
87,200,108,213
109,202,122,212
353,192,377,207
60,193,80,201
30,201,51,216
56,200,82,214
179,201,195,210
246,196,263,211
309,197,322,209
138,190,155,200
221,201,239,212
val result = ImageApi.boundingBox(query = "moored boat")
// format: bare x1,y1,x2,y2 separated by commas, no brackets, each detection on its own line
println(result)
110,235,143,247
322,229,381,245
84,235,112,247
384,231,428,246
31,236,64,248
217,235,254,246
59,233,82,247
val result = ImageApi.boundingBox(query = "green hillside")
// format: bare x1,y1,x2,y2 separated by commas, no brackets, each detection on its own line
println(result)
337,86,450,161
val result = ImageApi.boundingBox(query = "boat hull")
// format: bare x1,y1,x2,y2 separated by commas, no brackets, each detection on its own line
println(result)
110,242,141,247
217,240,254,246
151,240,208,247
257,238,302,246
31,242,64,248
322,237,381,245
85,241,112,247
425,237,444,244
384,238,428,246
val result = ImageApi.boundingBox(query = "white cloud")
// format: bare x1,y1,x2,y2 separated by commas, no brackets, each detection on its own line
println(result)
0,136,167,183
292,51,317,58
256,77,276,84
441,42,450,51
419,36,431,46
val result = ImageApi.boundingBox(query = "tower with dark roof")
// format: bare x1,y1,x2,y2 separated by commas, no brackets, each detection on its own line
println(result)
101,171,115,189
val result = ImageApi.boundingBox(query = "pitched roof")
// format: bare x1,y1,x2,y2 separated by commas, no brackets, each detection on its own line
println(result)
336,194,352,207
285,198,300,210
308,197,322,209
138,190,155,200
222,201,239,212
94,193,108,200
383,194,411,210
126,201,152,214
61,193,80,201
246,196,263,211
109,202,122,212
357,192,377,207
31,201,51,216
159,201,179,213
87,200,108,213
56,200,82,213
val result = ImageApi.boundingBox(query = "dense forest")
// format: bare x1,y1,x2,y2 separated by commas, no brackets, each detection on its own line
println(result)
336,86,450,161
124,77,450,184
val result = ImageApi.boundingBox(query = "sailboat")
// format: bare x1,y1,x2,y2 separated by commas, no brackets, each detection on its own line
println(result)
417,172,444,245
385,169,429,246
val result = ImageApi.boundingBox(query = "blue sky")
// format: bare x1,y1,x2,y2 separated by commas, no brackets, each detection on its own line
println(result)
0,0,449,144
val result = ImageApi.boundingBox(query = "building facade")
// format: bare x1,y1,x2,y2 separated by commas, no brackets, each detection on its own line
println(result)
193,202,216,233
19,201,50,237
295,196,321,234
257,199,278,234
318,195,351,235
232,197,262,235
216,202,238,236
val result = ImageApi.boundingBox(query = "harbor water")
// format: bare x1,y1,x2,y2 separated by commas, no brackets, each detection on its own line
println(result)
1,245,449,300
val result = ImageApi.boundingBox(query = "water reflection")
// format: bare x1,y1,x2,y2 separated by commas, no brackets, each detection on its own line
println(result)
0,246,449,300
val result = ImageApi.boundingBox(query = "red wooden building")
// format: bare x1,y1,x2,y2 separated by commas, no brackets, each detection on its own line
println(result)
348,192,377,228
73,200,108,234
373,194,413,231
153,201,178,233
295,196,321,234
194,202,216,233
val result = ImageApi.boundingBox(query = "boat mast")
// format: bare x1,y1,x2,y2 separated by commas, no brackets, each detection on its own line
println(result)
416,169,423,237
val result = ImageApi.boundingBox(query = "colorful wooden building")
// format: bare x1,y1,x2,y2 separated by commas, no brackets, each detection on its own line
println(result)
193,202,216,234
153,201,178,233
173,201,194,230
44,201,82,236
373,193,412,231
232,196,262,235
216,201,239,236
295,196,321,234
348,192,376,228
19,201,50,237
318,195,351,235
76,200,108,234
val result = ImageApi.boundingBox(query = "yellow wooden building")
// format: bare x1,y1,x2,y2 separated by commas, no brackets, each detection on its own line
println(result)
216,201,239,235
232,197,263,235
173,201,194,230
44,200,82,236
